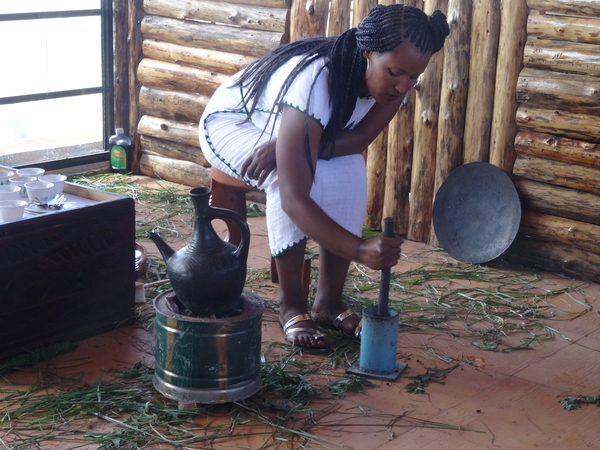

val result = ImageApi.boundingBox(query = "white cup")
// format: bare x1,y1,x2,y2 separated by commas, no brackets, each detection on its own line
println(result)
25,181,55,203
10,176,37,198
16,167,45,178
0,199,28,222
0,185,21,201
38,174,67,197
0,170,15,186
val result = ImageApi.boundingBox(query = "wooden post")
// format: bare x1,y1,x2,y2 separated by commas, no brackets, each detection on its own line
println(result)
365,127,388,229
462,0,500,163
289,0,329,41
328,0,351,36
383,94,415,237
382,0,421,237
352,0,377,28
430,0,471,246
128,0,145,173
359,0,387,230
489,0,528,174
408,0,448,243
114,0,129,133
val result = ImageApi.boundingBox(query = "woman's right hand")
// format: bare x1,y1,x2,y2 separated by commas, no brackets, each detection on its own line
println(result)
240,138,277,187
355,234,404,270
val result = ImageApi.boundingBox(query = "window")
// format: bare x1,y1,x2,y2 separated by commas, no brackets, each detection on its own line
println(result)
0,0,113,169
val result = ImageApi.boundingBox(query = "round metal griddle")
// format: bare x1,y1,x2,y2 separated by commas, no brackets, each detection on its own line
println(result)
432,162,521,264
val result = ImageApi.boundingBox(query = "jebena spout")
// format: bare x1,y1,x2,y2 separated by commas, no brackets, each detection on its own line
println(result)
147,231,176,263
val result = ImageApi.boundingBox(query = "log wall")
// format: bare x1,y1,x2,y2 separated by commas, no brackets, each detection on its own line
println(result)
503,0,600,283
131,0,289,191
119,0,600,283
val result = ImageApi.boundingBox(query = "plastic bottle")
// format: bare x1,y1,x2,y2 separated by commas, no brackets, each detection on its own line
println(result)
109,128,132,174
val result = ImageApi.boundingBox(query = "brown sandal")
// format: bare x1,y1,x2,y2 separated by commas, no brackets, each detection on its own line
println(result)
281,314,330,353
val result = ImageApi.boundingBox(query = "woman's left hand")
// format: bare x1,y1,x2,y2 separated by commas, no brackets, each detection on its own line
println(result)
240,138,277,187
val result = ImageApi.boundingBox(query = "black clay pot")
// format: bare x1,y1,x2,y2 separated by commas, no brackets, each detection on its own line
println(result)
148,187,250,316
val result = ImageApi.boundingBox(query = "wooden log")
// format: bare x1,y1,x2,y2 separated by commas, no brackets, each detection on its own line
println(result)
523,38,600,77
142,40,256,75
114,0,129,132
138,115,200,147
211,0,288,8
144,0,287,33
328,0,351,37
355,0,382,230
503,236,600,284
463,0,500,164
139,86,208,124
137,58,228,96
431,0,471,246
289,0,329,41
352,0,378,28
141,15,283,57
408,0,447,243
365,127,388,230
527,0,600,17
128,0,145,173
515,130,600,169
513,153,600,195
380,0,420,237
516,106,600,144
383,94,415,237
140,135,209,167
514,178,600,226
527,13,600,45
517,68,600,115
139,153,212,188
519,210,600,254
489,0,528,174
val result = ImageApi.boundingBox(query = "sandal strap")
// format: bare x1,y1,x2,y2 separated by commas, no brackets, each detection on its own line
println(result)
283,314,312,333
332,309,356,328
285,327,326,341
354,319,363,338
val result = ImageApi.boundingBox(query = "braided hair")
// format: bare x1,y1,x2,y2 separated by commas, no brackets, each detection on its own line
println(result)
234,4,449,173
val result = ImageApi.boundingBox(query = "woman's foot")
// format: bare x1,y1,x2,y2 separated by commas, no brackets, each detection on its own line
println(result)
311,307,362,339
280,311,329,352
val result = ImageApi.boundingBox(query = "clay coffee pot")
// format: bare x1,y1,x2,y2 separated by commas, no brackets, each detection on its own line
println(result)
148,187,250,316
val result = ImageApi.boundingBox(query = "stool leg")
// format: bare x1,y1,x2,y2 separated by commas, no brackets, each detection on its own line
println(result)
301,258,311,303
270,256,311,304
210,178,247,246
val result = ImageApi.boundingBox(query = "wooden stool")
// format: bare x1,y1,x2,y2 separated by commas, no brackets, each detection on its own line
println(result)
210,167,311,302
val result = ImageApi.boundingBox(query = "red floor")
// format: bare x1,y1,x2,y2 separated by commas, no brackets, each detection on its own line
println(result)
2,181,600,449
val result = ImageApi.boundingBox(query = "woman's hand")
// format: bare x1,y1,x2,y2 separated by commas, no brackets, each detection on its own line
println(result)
354,234,404,270
240,138,277,187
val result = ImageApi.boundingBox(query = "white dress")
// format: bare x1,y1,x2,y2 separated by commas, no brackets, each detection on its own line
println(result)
199,55,376,256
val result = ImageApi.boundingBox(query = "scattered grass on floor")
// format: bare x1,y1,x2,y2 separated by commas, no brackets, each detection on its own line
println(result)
5,173,587,448
0,361,479,449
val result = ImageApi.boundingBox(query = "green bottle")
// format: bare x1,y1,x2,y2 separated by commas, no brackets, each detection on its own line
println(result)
109,128,132,174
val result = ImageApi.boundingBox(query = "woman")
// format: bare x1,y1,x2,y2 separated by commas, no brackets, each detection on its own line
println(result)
200,4,449,351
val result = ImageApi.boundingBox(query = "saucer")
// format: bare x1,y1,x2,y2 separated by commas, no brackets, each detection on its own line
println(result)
25,202,74,215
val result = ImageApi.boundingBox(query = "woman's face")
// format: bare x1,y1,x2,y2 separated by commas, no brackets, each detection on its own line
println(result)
362,41,432,105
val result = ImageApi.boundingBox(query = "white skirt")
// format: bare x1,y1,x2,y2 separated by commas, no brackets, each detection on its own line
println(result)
201,112,367,256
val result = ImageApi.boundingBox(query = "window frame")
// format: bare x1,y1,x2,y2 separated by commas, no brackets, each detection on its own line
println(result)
0,1,114,170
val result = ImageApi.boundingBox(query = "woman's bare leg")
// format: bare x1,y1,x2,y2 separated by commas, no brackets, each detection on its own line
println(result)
310,245,361,335
275,241,327,349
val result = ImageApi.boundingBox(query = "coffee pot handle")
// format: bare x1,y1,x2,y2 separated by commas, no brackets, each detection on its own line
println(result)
209,207,251,257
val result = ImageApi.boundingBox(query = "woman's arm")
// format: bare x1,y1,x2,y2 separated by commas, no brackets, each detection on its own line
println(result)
277,106,402,269
240,96,404,185
327,95,405,157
